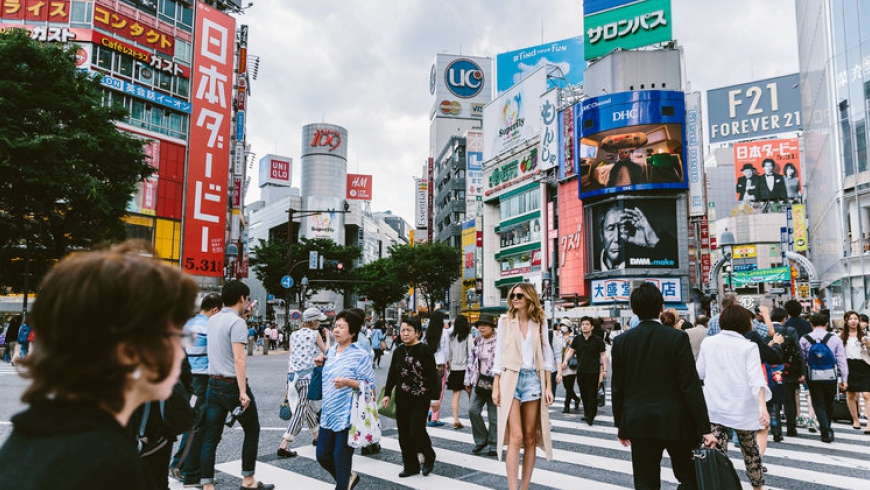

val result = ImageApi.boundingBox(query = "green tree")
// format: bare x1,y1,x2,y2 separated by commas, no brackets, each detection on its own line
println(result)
389,241,462,314
354,257,407,319
0,29,152,294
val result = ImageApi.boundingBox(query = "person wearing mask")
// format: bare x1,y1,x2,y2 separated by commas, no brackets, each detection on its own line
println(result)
562,316,607,425
447,315,472,429
170,293,223,485
611,283,715,490
696,304,771,490
315,309,374,490
464,314,499,456
800,313,849,443
492,283,555,490
0,241,198,489
839,311,870,432
276,307,329,458
424,310,450,427
556,318,581,414
381,317,441,478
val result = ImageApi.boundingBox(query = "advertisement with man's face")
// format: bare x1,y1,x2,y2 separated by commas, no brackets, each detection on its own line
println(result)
578,90,686,199
732,138,801,202
589,198,679,272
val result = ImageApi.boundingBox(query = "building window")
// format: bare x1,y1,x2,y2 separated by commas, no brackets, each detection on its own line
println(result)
70,1,92,24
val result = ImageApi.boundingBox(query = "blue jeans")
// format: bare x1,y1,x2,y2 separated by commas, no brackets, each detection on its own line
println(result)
175,375,208,482
199,378,260,485
316,427,354,490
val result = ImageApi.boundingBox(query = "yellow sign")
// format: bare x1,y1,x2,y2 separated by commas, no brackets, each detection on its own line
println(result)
732,244,757,259
792,204,808,252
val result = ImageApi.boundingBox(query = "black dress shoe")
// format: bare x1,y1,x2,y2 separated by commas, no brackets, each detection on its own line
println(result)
773,434,783,442
562,407,570,414
486,448,498,457
786,428,798,437
398,470,419,478
471,444,486,455
276,448,297,458
421,460,434,476
583,417,594,426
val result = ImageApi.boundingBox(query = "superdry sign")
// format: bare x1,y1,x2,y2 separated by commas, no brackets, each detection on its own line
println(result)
445,58,484,98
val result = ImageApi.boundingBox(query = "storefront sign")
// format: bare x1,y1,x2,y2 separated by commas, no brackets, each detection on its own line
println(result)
591,277,681,303
91,31,189,78
707,73,801,143
93,4,174,56
483,67,547,161
415,178,428,229
98,74,191,113
732,244,757,259
539,89,559,171
0,0,70,22
182,3,235,276
466,131,484,197
346,174,373,200
792,204,808,251
444,58,484,98
729,266,790,287
484,148,540,196
583,0,672,61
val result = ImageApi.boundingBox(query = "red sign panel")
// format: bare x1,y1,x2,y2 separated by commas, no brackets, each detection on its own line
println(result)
557,181,587,297
0,0,69,22
346,173,373,200
182,3,235,276
92,4,174,56
269,159,290,181
732,137,801,202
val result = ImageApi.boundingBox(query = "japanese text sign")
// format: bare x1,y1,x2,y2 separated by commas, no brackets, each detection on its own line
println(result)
591,277,681,304
583,0,672,61
92,4,174,56
0,0,69,22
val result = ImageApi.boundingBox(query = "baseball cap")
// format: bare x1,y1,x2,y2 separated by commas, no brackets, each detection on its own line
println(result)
302,307,327,322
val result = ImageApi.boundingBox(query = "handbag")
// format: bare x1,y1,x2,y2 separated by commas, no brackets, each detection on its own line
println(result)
348,381,382,449
377,386,397,419
692,447,742,490
567,355,578,370
597,380,606,407
475,374,494,397
307,365,323,401
279,378,293,421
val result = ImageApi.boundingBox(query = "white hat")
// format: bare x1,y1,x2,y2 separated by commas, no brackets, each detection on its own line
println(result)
302,307,327,322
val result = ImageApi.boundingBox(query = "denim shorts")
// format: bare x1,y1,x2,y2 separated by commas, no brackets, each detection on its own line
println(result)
513,369,542,403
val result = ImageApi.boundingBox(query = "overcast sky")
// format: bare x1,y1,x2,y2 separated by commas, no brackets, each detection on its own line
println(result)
241,0,799,226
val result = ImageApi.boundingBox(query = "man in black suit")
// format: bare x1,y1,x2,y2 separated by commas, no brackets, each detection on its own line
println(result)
757,158,788,201
612,283,716,490
735,163,759,201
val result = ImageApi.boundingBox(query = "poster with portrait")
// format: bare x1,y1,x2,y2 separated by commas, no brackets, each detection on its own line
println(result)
588,198,679,272
732,138,801,202
578,90,687,199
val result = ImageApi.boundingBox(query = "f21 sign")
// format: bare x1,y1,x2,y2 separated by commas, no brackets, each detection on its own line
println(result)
707,73,801,143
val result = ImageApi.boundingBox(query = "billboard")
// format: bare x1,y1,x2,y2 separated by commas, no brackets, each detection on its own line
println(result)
93,4,175,56
588,197,679,272
583,0,672,61
539,89,559,171
0,0,70,22
732,138,801,202
182,3,235,277
414,178,428,229
578,90,686,199
558,181,586,296
792,203,808,252
483,67,548,161
558,103,577,180
258,154,291,187
466,131,484,197
707,73,801,143
346,174,373,200
430,54,492,119
590,277,681,303
495,36,585,93
462,219,476,281
301,196,344,242
685,92,706,217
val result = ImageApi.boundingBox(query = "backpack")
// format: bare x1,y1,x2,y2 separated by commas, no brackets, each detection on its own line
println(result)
17,324,30,344
804,333,838,383
135,380,196,457
774,325,803,381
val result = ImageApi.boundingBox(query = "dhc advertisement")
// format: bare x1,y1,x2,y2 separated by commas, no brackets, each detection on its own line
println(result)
578,90,686,199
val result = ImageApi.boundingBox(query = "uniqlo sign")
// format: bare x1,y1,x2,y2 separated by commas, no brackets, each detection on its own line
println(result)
270,159,290,181
346,173,373,200
181,3,235,277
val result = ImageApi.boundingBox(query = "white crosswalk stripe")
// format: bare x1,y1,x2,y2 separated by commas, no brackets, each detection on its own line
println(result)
170,388,870,489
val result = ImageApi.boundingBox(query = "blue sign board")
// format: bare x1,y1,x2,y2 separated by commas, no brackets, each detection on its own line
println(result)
98,74,192,114
236,111,245,141
267,294,275,301
280,275,294,289
496,36,585,93
706,73,801,143
578,90,687,199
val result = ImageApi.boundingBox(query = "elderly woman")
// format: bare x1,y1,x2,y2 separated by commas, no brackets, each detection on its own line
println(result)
464,314,499,456
696,305,771,490
0,241,198,489
492,282,555,490
277,307,329,458
315,309,374,490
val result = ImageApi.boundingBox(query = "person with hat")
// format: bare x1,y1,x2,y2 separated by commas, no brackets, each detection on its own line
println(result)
556,318,581,414
464,314,499,456
736,163,760,201
276,307,328,458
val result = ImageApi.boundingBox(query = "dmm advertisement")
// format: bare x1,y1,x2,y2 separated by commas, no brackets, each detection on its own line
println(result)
578,90,686,199
495,35,585,93
732,137,801,202
588,197,679,272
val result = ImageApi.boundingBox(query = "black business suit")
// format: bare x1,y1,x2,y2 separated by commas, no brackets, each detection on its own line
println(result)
612,320,710,490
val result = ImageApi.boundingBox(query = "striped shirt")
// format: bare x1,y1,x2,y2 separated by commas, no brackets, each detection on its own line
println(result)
319,342,375,431
184,313,210,375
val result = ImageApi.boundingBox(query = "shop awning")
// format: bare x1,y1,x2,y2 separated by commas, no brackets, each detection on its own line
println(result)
494,276,525,288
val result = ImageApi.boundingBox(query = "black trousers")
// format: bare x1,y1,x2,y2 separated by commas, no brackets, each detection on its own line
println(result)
577,372,599,420
808,382,837,431
396,404,435,472
784,382,800,430
630,438,697,490
562,374,580,408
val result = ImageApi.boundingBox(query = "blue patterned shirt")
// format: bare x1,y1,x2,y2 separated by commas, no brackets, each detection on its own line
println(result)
184,313,210,375
319,343,375,431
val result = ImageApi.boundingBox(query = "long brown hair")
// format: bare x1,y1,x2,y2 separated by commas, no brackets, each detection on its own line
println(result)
508,283,546,325
840,310,865,344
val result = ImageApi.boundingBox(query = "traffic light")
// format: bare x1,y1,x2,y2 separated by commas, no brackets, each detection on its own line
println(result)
326,260,344,272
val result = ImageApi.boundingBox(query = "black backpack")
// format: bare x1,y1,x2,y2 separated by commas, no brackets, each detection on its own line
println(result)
773,324,803,382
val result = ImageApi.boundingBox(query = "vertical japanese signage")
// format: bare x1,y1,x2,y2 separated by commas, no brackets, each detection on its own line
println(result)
182,3,235,276
466,131,484,197
558,103,577,180
539,88,559,171
792,204,808,251
685,92,706,216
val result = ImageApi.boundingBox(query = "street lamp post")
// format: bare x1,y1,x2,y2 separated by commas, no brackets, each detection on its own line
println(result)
719,228,737,295
225,243,239,280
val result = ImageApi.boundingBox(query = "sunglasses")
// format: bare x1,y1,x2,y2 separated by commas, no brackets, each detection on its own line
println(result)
509,293,526,300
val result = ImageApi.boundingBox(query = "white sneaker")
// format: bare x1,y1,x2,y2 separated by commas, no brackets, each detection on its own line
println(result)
807,418,817,433
795,416,807,428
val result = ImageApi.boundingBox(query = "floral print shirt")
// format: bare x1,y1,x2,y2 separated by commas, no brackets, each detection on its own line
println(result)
384,342,441,408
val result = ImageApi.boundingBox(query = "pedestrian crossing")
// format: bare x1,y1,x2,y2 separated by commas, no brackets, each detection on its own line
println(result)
169,391,870,490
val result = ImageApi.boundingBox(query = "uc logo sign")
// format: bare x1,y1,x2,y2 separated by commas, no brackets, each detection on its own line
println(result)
445,59,484,98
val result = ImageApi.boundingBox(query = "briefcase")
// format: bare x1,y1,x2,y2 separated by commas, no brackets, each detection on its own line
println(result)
831,393,855,423
692,447,741,490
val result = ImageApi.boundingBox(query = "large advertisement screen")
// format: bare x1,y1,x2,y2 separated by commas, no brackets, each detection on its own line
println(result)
588,197,679,272
182,3,235,277
495,36,585,93
483,67,547,161
583,0,672,61
578,90,686,199
707,73,801,144
732,138,801,202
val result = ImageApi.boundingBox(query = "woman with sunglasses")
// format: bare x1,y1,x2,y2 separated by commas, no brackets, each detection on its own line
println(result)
492,283,555,490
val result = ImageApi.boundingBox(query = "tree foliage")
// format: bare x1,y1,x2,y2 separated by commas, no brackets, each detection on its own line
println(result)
354,258,407,319
388,241,462,314
0,29,152,292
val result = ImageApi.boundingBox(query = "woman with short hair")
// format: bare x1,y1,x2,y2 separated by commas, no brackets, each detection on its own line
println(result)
0,241,198,489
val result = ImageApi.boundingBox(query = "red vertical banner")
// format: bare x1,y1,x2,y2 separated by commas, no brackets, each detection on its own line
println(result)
182,2,235,276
